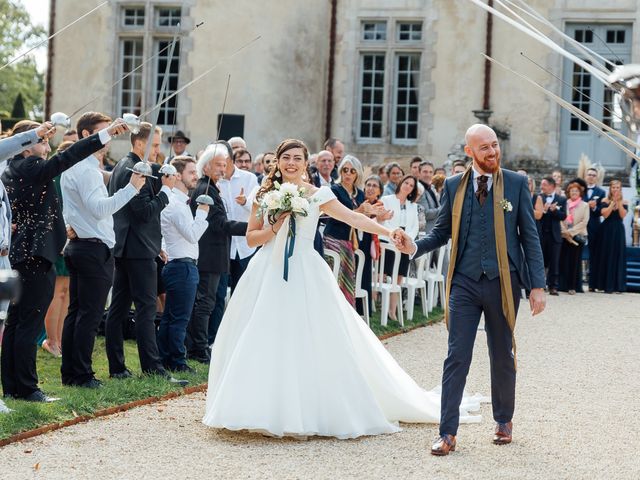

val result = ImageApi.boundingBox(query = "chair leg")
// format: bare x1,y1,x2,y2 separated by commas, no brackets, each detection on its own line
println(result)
406,286,415,321
397,295,404,327
380,291,390,326
363,292,370,327
438,282,445,309
427,281,435,313
420,286,428,317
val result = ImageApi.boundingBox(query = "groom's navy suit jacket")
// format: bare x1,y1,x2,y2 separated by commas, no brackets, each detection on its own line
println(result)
414,169,545,290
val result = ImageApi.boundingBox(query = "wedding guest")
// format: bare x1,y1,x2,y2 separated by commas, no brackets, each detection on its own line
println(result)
166,130,191,161
257,151,275,184
377,164,388,185
591,180,627,293
559,182,589,295
1,118,126,402
187,144,247,363
42,140,75,359
359,175,392,315
105,122,187,385
528,176,544,222
584,167,605,292
432,173,446,197
380,175,420,320
410,157,422,178
383,162,404,196
451,161,466,175
417,161,439,234
233,148,253,172
323,156,373,307
0,121,56,414
312,150,335,187
228,136,247,152
434,167,447,177
62,129,79,143
539,177,567,295
159,156,209,372
60,112,144,388
552,169,565,197
252,153,264,176
324,137,345,166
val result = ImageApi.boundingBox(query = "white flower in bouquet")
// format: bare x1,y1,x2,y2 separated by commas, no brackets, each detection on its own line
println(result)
279,182,300,197
291,195,310,214
264,190,282,210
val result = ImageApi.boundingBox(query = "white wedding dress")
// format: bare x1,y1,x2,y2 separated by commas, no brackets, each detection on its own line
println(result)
203,186,484,439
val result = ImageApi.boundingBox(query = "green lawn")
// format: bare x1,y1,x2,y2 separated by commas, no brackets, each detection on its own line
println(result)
0,306,442,441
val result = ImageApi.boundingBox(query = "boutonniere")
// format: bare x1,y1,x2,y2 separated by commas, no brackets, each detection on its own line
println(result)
499,198,513,212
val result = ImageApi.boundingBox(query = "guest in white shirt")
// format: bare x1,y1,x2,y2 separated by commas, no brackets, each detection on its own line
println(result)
379,175,420,321
159,156,209,372
217,144,259,291
60,112,144,388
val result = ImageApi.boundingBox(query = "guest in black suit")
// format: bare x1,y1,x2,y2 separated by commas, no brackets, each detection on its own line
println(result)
583,168,606,291
105,123,186,385
311,150,335,188
539,176,567,295
186,144,247,363
1,118,127,402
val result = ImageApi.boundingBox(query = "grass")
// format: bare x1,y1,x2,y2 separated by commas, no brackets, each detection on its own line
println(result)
0,306,443,441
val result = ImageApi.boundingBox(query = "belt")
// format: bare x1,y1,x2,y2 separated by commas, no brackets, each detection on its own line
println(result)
71,237,105,245
170,257,197,265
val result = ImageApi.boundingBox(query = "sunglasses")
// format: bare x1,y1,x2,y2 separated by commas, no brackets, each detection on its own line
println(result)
341,167,357,175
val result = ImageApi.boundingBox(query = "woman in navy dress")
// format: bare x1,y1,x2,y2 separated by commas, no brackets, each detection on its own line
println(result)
592,180,627,293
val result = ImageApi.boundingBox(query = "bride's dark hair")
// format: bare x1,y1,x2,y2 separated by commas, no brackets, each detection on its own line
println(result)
256,138,311,201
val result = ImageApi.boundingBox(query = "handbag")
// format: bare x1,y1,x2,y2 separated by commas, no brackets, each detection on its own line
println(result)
572,234,586,246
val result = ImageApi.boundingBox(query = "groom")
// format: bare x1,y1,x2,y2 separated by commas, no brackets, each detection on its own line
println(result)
393,124,545,455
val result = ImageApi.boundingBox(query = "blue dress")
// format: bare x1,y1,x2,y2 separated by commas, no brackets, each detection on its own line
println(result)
592,205,627,293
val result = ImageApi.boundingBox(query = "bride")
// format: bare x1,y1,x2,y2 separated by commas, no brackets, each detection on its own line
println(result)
203,139,483,439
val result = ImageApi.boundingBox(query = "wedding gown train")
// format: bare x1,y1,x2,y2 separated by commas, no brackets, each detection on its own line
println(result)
203,186,484,439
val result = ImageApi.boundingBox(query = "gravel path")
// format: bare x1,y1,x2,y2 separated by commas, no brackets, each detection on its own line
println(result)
1,293,639,479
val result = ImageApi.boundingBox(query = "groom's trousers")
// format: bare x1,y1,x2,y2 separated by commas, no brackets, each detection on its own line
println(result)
440,271,521,436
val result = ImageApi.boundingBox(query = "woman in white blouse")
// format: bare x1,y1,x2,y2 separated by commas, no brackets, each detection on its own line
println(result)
379,175,420,321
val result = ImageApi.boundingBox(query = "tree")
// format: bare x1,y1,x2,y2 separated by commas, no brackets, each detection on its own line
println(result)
0,0,46,120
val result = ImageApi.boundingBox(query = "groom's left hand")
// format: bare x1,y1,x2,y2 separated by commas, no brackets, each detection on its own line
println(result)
529,288,546,316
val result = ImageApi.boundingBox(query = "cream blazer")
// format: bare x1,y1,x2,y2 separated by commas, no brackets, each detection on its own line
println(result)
561,201,589,237
379,195,419,241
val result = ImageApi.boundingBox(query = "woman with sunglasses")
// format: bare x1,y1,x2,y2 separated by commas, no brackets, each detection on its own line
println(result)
324,156,381,307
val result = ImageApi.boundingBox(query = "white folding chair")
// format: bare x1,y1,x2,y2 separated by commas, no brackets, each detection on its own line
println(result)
354,249,370,326
426,241,450,312
401,251,431,321
372,243,404,326
324,249,341,280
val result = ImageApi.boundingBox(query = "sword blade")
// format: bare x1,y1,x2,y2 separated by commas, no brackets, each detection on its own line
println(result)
0,1,108,72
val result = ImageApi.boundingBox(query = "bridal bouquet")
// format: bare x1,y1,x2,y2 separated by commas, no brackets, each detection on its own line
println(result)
257,182,311,224
257,182,311,281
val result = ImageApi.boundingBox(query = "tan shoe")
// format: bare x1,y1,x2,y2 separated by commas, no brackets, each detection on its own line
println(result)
493,421,513,445
431,434,456,456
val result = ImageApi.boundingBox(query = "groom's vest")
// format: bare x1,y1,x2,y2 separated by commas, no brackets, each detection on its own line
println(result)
456,183,500,281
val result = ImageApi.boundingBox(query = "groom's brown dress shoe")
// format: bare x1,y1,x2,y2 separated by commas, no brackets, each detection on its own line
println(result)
493,422,513,445
431,434,456,456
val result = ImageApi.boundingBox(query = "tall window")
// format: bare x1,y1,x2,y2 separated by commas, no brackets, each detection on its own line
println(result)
357,19,423,143
117,5,183,127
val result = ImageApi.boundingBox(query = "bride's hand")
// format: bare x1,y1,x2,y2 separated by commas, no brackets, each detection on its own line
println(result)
271,212,290,234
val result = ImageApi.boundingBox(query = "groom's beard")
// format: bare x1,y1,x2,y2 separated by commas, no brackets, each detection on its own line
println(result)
475,153,500,173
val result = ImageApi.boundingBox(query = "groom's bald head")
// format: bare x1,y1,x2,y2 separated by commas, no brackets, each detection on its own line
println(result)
464,124,501,174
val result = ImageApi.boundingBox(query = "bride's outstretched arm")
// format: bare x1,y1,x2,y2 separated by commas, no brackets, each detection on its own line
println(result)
321,199,393,237
246,202,289,248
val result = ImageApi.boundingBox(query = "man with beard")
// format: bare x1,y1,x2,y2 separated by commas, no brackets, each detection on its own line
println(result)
2,118,129,402
105,123,187,385
417,161,440,234
60,112,145,388
158,156,209,372
393,124,545,454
